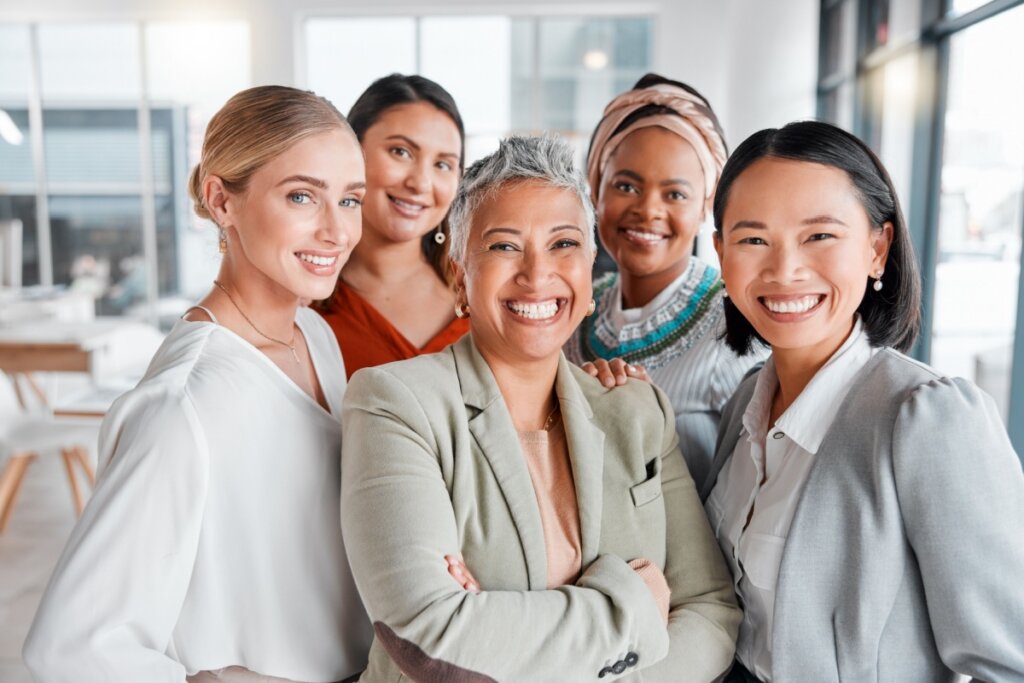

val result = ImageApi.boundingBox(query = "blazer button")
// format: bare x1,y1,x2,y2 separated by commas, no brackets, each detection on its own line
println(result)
612,661,628,674
625,652,639,666
772,431,785,439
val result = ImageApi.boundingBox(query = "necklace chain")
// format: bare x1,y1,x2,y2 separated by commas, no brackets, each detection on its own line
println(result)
542,403,561,431
212,280,300,365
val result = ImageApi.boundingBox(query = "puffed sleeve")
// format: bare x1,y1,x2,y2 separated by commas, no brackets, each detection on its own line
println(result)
23,387,209,682
633,384,741,681
341,367,673,683
892,377,1024,680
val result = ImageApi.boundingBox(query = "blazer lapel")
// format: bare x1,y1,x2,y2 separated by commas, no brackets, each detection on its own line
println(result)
555,356,605,567
453,336,549,589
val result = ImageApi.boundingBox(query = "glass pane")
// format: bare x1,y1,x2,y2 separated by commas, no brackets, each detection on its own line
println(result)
863,0,891,53
38,24,145,315
146,21,250,317
0,24,39,285
948,0,994,17
877,53,918,205
931,4,1024,423
304,17,416,115
420,16,511,151
509,17,536,134
537,16,652,159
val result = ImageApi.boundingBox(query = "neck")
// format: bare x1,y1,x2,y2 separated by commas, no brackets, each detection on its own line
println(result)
210,257,299,342
480,347,560,432
619,257,689,309
344,221,432,285
769,320,856,422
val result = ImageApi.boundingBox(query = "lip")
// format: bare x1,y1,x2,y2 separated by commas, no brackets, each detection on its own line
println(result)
758,293,825,321
295,250,342,276
388,194,430,219
502,297,569,325
618,227,669,248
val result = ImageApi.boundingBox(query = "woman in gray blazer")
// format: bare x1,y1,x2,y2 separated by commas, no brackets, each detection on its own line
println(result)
341,135,741,682
703,120,1024,682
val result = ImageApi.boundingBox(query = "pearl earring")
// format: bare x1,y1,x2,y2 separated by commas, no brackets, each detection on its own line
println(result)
872,271,884,292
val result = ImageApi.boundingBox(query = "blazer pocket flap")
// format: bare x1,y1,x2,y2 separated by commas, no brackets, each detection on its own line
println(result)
630,476,662,507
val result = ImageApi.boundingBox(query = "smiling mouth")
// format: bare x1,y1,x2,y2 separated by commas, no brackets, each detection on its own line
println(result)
505,298,565,321
296,252,338,267
619,228,668,243
389,195,428,213
760,294,824,314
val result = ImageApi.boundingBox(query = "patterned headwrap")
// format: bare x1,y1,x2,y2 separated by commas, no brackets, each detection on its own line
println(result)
586,82,728,206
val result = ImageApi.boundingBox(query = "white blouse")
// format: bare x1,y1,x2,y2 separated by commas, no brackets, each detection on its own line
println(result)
24,307,372,682
704,319,877,682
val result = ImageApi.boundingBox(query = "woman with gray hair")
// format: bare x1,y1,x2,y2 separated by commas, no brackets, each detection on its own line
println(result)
341,135,739,682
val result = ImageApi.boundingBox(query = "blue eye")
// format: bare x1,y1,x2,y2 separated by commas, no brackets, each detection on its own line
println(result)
340,197,362,208
288,192,313,204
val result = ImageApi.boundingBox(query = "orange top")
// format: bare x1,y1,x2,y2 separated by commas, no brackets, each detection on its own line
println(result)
319,281,470,379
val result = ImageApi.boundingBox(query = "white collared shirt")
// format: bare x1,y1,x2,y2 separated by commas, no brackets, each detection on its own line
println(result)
705,319,878,682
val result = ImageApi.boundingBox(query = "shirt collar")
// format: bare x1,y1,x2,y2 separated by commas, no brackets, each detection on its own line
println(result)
742,317,876,454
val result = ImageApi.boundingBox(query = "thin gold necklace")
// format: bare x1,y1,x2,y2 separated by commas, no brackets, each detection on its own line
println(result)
213,280,300,365
543,403,561,431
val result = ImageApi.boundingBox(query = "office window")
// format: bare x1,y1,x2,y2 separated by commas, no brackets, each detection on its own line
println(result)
931,3,1024,418
302,14,653,164
0,20,250,322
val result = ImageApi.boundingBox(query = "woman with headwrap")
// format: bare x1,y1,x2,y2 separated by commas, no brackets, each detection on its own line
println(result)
566,74,767,491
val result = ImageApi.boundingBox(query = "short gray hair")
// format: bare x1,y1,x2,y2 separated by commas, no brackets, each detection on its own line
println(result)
448,135,596,264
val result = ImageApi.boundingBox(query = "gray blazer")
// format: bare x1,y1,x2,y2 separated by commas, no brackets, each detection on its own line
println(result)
341,334,740,682
701,348,1024,682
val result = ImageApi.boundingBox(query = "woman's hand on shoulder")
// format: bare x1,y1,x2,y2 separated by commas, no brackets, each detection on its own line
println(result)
581,358,651,388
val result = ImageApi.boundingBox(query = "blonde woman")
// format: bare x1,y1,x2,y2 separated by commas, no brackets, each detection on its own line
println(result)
24,86,372,682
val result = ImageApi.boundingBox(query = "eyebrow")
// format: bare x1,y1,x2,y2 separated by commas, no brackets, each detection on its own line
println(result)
277,175,327,189
614,169,693,188
344,181,366,191
386,134,460,160
480,225,584,239
729,215,849,232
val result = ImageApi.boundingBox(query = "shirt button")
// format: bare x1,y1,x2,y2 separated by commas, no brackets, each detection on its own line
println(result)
612,661,628,674
625,652,640,666
772,431,785,440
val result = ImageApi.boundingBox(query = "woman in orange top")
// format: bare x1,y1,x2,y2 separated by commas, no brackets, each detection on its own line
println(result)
319,74,467,376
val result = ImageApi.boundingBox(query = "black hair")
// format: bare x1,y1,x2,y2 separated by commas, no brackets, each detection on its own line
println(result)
347,74,465,283
712,120,921,355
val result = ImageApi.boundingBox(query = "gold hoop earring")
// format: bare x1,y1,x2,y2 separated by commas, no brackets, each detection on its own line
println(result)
454,302,469,319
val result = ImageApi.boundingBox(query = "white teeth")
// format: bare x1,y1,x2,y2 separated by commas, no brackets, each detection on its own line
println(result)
624,229,665,242
298,253,337,267
764,295,821,314
391,197,425,211
507,300,559,320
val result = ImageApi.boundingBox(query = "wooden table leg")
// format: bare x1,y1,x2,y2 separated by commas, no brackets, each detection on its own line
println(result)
0,452,37,533
61,448,84,516
73,446,95,486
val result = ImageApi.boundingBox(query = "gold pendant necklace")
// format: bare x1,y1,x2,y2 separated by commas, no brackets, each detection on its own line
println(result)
213,280,300,365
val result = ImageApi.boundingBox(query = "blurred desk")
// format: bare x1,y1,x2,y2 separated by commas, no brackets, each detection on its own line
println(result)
0,286,94,326
0,319,153,376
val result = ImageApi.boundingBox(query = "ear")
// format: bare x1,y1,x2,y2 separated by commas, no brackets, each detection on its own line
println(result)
203,175,234,228
451,259,467,300
872,221,894,272
713,230,724,264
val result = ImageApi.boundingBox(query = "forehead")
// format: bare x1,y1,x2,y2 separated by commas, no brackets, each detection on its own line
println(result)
725,157,867,222
253,129,364,184
471,180,587,231
365,101,461,146
605,127,703,177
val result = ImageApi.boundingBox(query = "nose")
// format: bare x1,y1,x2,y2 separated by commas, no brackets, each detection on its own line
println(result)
405,161,432,195
515,247,554,289
761,243,805,284
318,204,359,251
629,189,666,223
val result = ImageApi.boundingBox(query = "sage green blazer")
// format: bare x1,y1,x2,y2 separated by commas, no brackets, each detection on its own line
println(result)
341,334,740,682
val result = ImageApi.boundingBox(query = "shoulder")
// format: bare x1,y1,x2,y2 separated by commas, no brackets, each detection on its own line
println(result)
573,363,673,429
345,347,459,410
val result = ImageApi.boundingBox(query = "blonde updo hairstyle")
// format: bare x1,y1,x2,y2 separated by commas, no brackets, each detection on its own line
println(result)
188,85,352,222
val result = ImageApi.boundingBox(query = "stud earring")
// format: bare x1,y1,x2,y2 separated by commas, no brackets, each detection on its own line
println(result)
454,301,469,319
434,228,446,245
872,270,884,292
586,299,596,316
